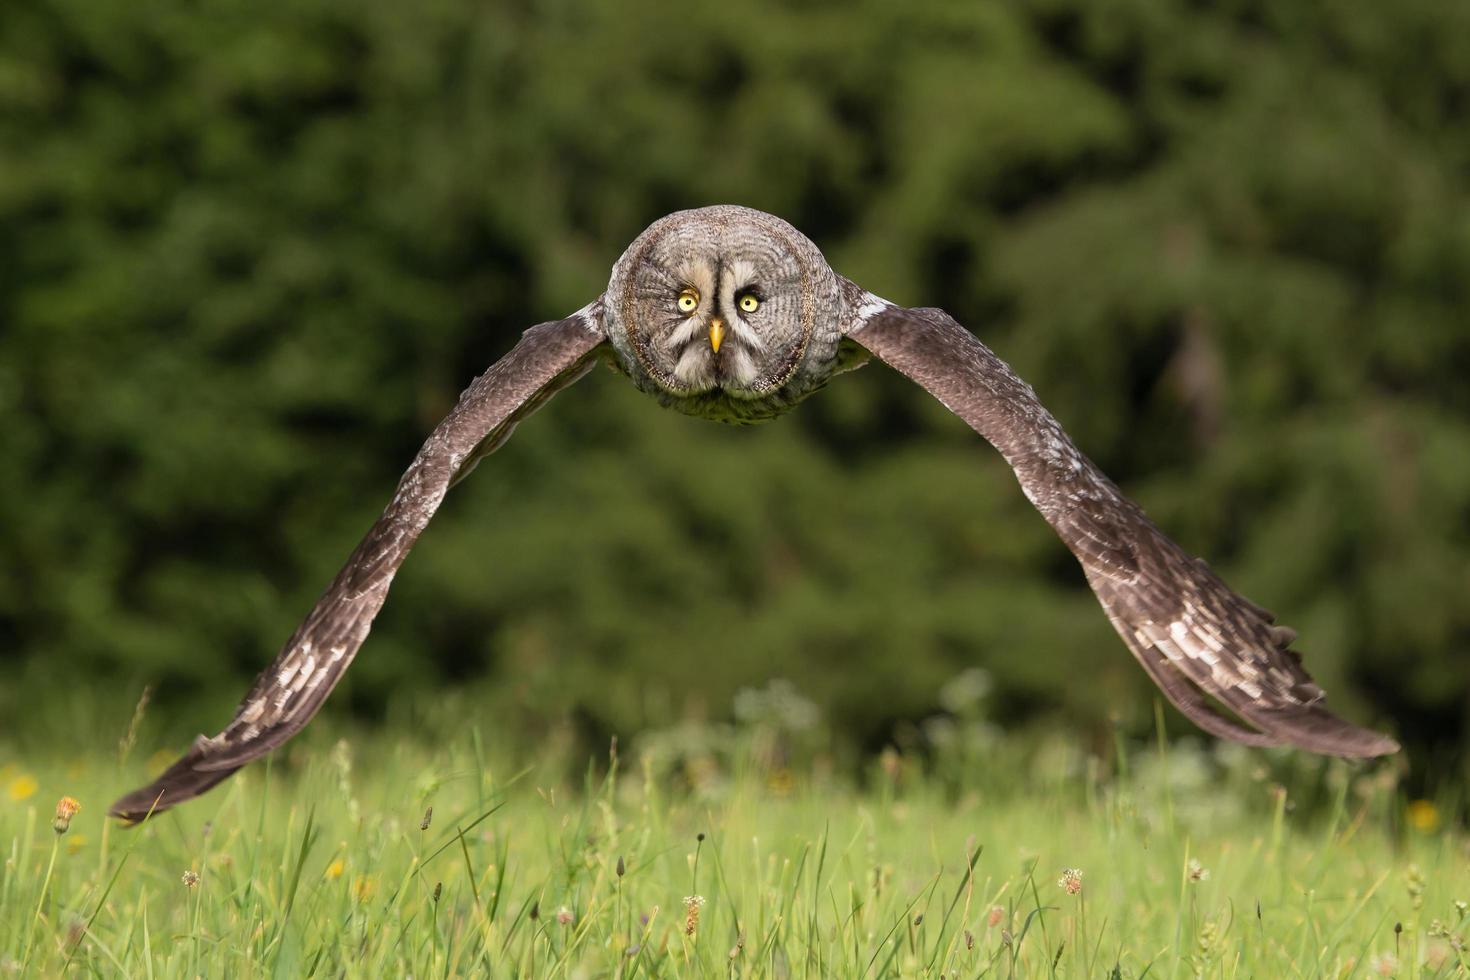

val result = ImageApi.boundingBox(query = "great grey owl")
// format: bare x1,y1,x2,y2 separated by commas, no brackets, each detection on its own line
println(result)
111,205,1397,821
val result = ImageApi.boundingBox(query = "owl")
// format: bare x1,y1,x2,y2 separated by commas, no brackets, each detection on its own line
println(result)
110,205,1396,821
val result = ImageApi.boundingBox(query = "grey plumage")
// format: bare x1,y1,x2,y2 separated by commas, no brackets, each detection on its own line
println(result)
111,205,1396,822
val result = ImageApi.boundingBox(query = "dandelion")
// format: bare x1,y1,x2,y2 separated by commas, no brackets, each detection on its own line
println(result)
352,875,378,903
987,906,1005,928
324,858,345,880
7,773,37,801
182,869,200,888
1188,859,1210,882
1058,868,1083,895
684,895,706,936
1407,799,1440,832
53,796,81,835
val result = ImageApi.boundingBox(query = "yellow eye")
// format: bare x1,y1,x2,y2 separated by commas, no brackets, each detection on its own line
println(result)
677,290,699,314
738,293,760,314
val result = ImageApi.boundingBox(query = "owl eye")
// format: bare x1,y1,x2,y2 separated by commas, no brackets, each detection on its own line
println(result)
738,293,760,314
677,289,699,314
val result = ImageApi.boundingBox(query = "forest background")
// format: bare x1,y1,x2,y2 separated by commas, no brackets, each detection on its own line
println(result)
3,0,1467,789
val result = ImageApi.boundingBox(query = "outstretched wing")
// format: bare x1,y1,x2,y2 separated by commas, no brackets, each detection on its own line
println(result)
847,295,1397,757
111,303,608,821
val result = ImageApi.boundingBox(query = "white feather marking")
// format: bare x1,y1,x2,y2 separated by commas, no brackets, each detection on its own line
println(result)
852,291,892,327
570,298,604,333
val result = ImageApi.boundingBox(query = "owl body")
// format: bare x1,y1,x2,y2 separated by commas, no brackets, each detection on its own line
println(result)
110,202,1397,824
603,205,850,423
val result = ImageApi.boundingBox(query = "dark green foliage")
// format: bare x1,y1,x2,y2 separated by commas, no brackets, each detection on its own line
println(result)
3,0,1467,771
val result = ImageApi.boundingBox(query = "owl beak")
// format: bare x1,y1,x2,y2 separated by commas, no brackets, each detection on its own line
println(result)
708,317,726,353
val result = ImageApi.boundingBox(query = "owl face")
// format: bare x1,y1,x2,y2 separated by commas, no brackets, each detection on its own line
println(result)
605,206,842,407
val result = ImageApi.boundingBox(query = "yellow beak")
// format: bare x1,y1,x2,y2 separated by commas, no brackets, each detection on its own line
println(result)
708,317,726,353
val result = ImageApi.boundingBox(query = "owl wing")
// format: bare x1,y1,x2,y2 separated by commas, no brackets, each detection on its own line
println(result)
111,303,608,821
846,296,1397,757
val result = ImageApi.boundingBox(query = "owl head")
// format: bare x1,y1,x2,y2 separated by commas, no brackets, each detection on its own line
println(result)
604,205,845,420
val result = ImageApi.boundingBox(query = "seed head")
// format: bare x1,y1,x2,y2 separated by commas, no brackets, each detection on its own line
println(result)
181,869,200,888
987,906,1005,928
1058,868,1083,895
420,806,433,831
1187,859,1210,882
684,895,706,936
432,881,442,903
555,906,574,926
617,855,626,878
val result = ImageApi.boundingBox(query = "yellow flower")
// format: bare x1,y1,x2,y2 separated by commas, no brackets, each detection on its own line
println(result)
7,774,38,801
66,834,88,856
324,858,345,880
352,874,377,902
1407,800,1440,833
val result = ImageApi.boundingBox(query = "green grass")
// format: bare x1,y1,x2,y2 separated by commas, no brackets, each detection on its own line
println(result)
2,717,1466,977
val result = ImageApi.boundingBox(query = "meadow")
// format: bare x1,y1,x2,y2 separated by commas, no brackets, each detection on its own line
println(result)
1,690,1466,978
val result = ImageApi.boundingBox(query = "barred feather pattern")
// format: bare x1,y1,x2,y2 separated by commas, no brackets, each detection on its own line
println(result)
110,304,607,821
847,295,1396,758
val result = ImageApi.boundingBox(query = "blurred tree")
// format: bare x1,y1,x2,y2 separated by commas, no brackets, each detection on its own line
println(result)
2,0,1466,777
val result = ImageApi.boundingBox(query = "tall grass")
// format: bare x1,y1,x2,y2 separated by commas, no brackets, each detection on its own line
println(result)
1,705,1465,976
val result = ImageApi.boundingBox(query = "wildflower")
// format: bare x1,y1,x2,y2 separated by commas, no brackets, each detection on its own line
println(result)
53,796,81,835
987,906,1005,928
66,834,87,856
684,894,706,936
1407,800,1440,833
1425,940,1451,971
324,858,345,880
7,774,37,801
555,906,574,926
352,875,377,902
1058,868,1083,895
182,869,200,888
1188,859,1210,882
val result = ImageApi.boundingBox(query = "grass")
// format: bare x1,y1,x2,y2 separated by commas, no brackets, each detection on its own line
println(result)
1,709,1466,977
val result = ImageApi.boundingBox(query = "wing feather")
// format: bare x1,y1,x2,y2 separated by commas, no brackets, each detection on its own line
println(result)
848,296,1396,758
111,304,607,820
